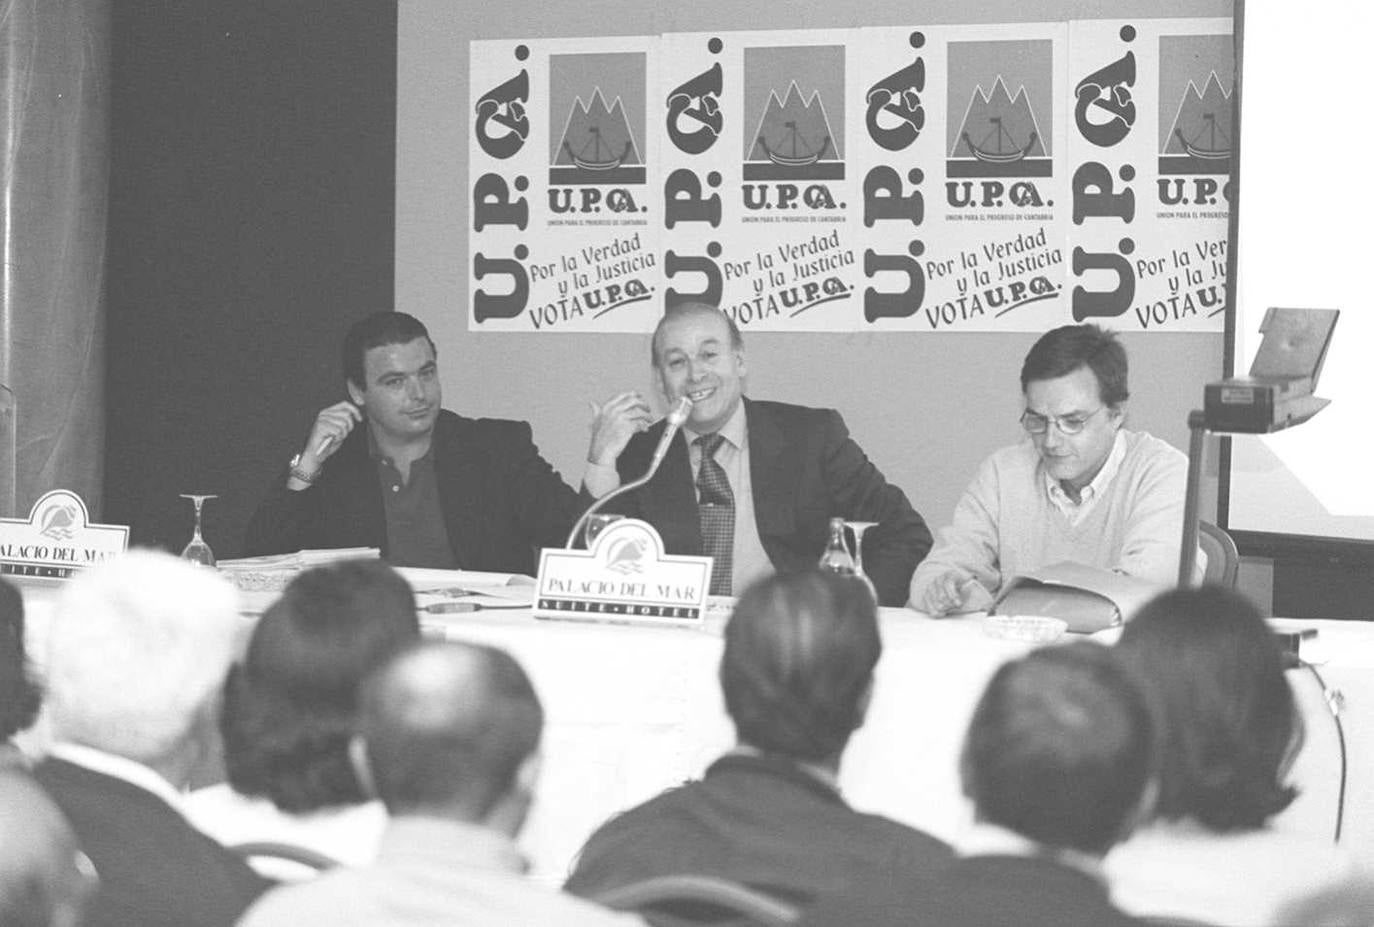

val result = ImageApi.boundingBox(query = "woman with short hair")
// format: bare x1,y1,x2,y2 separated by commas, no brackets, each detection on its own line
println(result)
1105,586,1363,925
186,560,420,879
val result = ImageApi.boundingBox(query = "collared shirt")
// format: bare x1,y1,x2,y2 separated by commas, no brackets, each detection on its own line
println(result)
47,742,187,815
583,402,774,595
370,430,458,569
682,403,773,595
1044,430,1127,526
240,815,647,927
959,821,1107,885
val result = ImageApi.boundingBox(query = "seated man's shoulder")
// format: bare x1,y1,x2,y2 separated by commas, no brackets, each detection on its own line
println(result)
748,398,838,424
444,412,536,445
1121,428,1186,464
840,808,954,866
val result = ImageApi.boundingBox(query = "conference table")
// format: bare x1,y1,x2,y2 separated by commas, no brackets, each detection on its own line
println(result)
16,572,1374,885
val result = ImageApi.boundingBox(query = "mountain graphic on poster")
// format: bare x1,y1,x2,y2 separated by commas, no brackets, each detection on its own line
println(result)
951,76,1046,162
749,80,839,166
1162,71,1232,159
555,89,642,170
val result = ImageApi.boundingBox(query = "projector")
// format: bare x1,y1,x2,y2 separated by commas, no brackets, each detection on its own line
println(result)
1202,307,1337,434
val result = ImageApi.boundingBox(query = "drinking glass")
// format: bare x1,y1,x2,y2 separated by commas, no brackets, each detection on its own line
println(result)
179,494,218,567
844,520,879,604
584,513,624,548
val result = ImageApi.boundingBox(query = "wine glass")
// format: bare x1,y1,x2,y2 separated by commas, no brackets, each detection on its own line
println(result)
179,494,218,567
583,513,624,548
844,520,879,604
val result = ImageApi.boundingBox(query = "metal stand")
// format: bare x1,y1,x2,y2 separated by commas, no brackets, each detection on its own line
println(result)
1178,410,1208,588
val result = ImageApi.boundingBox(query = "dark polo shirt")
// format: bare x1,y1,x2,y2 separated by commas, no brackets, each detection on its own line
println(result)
371,433,458,569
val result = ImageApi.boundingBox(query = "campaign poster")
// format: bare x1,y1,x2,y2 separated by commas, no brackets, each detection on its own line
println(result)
659,30,864,332
1065,19,1232,332
853,23,1070,332
469,37,662,332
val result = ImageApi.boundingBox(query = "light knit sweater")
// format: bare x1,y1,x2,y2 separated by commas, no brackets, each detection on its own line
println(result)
909,430,1189,609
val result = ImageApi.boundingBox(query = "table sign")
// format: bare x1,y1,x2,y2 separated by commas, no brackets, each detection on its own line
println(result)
0,489,129,578
534,518,711,626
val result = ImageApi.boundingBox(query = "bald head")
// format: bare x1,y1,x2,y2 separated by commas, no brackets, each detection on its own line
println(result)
649,301,742,367
358,641,542,818
0,773,93,927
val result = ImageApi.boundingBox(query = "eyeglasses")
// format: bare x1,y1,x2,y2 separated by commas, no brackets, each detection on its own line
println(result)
1020,407,1106,436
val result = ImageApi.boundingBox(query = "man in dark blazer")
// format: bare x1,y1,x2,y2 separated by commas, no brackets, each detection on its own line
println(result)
584,302,931,606
797,642,1152,927
566,571,952,909
244,311,580,574
32,551,270,927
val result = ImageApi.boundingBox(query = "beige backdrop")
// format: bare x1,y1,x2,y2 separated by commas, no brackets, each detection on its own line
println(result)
396,0,1228,532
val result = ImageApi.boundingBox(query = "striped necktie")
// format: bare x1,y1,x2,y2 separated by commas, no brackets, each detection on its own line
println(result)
695,432,734,597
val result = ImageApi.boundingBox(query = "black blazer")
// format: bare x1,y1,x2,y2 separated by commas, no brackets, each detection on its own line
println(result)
602,398,931,606
33,758,269,927
244,409,581,574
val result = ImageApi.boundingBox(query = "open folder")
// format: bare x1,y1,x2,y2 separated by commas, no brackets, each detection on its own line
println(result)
989,561,1162,634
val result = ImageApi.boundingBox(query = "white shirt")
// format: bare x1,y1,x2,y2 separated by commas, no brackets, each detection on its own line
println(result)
584,401,773,595
1044,430,1127,525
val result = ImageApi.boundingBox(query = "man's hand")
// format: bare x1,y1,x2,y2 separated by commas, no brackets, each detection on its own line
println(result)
586,391,653,467
290,401,363,487
915,568,984,617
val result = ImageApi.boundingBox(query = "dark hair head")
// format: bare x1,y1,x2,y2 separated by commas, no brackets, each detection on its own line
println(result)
962,641,1152,856
720,571,880,763
221,560,419,812
342,311,436,390
359,641,543,817
1116,586,1299,831
0,579,41,742
650,302,743,367
1020,323,1129,407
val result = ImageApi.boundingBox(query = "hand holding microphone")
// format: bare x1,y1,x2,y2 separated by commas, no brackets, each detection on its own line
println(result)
290,401,362,488
569,395,694,548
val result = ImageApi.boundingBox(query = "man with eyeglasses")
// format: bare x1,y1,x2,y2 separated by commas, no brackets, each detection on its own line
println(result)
908,323,1190,616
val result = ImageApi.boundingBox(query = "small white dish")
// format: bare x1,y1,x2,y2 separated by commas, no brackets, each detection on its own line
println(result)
983,614,1069,644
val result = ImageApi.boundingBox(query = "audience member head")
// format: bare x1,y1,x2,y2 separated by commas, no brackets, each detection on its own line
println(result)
720,571,880,766
0,578,42,747
0,771,95,927
962,641,1152,857
355,641,543,832
1020,322,1129,407
221,559,419,813
650,302,747,435
341,311,436,391
44,551,244,784
1116,586,1299,832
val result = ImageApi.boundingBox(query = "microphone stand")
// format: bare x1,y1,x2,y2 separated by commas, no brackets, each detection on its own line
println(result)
566,397,693,549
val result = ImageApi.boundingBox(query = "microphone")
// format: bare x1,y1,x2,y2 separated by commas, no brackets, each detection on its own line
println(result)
647,395,694,475
565,395,694,548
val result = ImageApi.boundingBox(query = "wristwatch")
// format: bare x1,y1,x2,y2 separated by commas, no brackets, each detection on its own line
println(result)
288,453,321,485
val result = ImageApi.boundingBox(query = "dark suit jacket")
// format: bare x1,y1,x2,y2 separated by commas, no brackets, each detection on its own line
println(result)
243,409,580,574
33,757,269,927
798,854,1144,927
602,399,931,606
565,752,952,911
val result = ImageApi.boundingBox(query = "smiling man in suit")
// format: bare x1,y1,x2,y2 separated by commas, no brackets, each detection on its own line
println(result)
583,302,931,606
245,311,581,574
